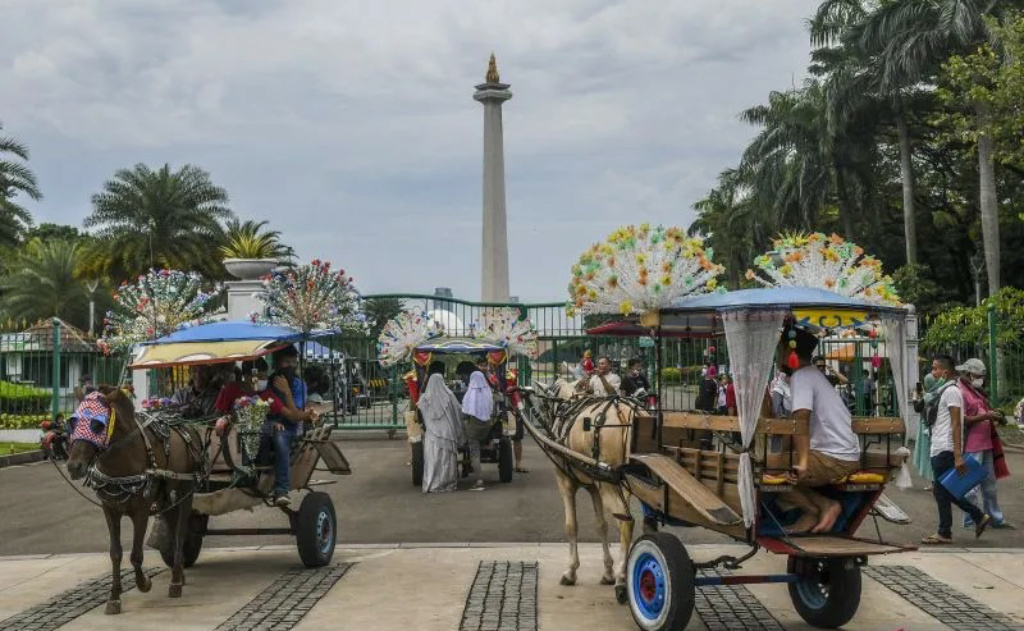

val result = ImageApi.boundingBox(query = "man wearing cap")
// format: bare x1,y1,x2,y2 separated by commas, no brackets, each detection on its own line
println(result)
957,358,1012,529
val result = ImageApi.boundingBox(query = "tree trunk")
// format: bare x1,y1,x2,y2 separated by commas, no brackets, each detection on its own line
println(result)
976,105,1001,296
835,168,856,240
896,116,917,266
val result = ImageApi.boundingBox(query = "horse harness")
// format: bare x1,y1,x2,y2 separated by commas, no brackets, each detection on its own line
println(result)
85,408,206,506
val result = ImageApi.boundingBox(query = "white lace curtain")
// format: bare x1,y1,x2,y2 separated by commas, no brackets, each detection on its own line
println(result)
882,317,909,439
723,309,788,526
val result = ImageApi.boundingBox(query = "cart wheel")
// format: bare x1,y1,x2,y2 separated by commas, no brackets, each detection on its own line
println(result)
159,512,206,569
411,442,424,487
626,533,694,631
498,438,514,483
787,556,861,629
296,492,336,568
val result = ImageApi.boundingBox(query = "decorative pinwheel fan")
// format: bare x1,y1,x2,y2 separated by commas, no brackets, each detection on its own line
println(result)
746,233,901,307
377,308,445,367
99,269,222,354
254,259,365,334
567,224,725,316
471,308,539,359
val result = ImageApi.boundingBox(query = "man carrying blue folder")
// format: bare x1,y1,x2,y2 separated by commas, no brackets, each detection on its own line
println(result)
922,354,991,545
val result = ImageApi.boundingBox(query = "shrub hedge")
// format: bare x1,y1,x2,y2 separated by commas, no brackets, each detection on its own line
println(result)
0,381,51,413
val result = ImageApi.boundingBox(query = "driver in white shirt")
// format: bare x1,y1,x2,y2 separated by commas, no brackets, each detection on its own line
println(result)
588,357,622,397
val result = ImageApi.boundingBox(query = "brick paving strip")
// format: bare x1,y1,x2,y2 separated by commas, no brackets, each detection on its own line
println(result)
865,565,1024,631
0,567,164,631
215,564,353,631
695,569,784,631
460,561,538,631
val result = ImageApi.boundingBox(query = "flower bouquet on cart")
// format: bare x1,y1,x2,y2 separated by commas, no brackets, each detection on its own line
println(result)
232,395,270,474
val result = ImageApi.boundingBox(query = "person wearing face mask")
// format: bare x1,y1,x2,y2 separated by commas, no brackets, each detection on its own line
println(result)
911,373,946,487
956,358,1012,530
620,358,651,398
260,345,320,506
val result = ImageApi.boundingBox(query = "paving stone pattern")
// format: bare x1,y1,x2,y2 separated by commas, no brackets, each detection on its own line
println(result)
215,564,352,631
694,569,785,631
865,565,1024,631
460,561,538,631
0,567,164,631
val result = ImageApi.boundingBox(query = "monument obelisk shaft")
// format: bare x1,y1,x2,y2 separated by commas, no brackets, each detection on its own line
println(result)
474,54,512,303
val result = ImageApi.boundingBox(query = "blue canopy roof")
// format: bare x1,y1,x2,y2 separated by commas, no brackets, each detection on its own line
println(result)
413,337,507,354
144,321,310,345
667,287,905,315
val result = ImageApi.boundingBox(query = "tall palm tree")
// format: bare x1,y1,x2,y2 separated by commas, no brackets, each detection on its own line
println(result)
810,0,924,266
690,170,766,288
220,219,295,261
0,124,41,249
83,163,233,281
856,0,1014,294
1,239,89,326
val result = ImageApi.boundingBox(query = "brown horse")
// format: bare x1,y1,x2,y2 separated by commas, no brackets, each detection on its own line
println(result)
65,386,202,614
536,379,640,603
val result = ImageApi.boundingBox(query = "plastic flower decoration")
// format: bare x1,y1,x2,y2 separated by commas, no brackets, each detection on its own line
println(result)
377,307,445,367
255,260,365,334
472,308,539,359
566,224,725,316
141,396,174,410
98,269,223,354
746,232,901,306
232,395,270,469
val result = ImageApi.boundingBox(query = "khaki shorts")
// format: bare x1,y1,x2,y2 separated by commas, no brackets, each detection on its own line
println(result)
800,451,860,486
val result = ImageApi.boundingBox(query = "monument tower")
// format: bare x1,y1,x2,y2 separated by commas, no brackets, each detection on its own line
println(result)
474,54,512,302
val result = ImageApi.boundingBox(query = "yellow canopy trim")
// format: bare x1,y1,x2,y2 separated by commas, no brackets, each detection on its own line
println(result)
130,339,281,369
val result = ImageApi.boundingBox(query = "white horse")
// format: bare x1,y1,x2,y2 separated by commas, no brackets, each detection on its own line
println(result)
535,379,640,602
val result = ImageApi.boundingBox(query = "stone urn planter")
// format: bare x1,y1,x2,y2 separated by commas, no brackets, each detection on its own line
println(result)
223,258,279,281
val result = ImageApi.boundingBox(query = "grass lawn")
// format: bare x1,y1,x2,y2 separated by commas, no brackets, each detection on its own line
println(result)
0,442,40,455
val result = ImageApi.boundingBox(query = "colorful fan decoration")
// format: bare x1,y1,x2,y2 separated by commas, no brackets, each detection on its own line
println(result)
98,269,222,354
471,308,539,359
377,308,445,367
567,224,725,316
254,259,365,334
746,233,901,306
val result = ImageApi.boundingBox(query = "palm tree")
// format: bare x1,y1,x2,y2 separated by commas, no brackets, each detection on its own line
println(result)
0,239,89,326
0,124,41,249
690,170,766,288
809,0,924,266
856,0,1013,294
83,163,233,281
220,219,295,261
362,297,404,337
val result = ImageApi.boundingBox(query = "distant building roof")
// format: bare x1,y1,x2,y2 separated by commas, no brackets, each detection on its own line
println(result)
16,319,98,353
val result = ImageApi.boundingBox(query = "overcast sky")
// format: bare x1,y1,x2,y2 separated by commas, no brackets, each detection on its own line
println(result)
0,0,814,303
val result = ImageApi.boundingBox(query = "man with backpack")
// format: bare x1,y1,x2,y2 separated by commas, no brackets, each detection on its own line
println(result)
922,354,991,544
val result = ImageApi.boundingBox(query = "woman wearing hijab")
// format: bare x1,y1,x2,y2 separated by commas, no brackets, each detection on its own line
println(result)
912,373,943,486
462,370,495,491
418,373,465,493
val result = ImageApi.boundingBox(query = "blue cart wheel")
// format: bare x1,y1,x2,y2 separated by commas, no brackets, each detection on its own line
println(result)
626,533,694,631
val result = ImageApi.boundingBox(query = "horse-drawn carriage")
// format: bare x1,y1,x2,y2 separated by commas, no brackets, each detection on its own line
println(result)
522,287,915,630
49,321,352,613
404,337,520,486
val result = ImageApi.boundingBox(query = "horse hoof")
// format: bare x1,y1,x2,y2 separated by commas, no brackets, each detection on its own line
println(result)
600,575,616,586
560,575,576,586
615,584,628,605
169,583,182,599
105,600,121,615
136,575,152,593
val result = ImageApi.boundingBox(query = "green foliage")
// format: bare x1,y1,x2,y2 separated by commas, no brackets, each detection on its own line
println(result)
892,264,946,313
0,381,51,414
363,297,405,337
0,239,90,326
922,288,1024,349
0,415,50,430
0,122,40,250
82,163,233,283
935,13,1024,169
220,219,294,260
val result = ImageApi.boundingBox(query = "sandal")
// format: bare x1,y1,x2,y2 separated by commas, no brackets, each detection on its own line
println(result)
515,467,530,473
976,514,992,539
921,534,953,545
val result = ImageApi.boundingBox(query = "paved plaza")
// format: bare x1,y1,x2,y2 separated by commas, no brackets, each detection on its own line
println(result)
4,437,1024,629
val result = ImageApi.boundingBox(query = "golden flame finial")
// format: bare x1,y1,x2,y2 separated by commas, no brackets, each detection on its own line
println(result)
486,53,500,83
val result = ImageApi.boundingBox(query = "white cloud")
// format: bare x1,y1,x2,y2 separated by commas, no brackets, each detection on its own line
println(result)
0,0,815,301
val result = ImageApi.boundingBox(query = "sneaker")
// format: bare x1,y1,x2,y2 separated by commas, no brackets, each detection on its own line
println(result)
976,514,993,539
470,480,485,492
273,492,292,507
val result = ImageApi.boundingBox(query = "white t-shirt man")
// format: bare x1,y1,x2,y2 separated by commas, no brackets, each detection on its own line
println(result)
589,372,622,396
930,384,964,457
790,365,861,461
